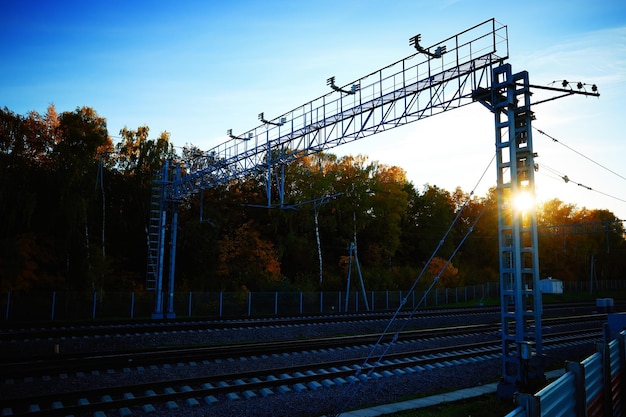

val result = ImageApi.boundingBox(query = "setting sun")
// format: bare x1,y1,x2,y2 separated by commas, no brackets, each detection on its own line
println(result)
514,191,535,212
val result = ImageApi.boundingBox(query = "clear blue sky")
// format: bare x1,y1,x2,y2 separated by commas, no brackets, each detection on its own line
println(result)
2,0,626,219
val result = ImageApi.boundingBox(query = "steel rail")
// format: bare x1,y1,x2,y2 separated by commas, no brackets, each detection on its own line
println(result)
0,314,604,378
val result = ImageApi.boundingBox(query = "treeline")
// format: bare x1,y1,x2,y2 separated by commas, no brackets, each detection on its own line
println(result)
1,105,625,295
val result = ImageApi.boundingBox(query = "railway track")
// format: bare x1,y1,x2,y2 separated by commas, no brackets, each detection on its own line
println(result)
0,328,601,417
0,302,600,343
0,306,502,340
0,304,610,416
0,314,603,378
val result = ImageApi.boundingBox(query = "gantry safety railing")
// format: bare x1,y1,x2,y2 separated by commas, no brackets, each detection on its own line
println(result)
171,19,508,200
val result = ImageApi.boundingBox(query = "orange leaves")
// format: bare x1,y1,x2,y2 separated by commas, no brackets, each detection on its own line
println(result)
426,256,459,288
338,255,351,273
0,234,59,291
217,220,282,289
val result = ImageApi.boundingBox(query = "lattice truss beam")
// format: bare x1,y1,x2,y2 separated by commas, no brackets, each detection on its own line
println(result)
171,19,508,201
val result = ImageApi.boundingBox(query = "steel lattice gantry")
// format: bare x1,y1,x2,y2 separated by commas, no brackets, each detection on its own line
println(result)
148,19,550,395
169,19,508,200
148,18,509,318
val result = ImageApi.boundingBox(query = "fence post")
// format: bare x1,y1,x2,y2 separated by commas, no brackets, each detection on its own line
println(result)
130,292,135,319
319,291,323,313
371,291,375,311
338,292,342,312
386,291,389,310
515,393,539,417
355,291,359,313
248,292,252,316
51,291,56,321
566,361,587,417
5,291,10,321
619,331,626,410
299,292,303,315
599,324,613,417
274,291,278,315
92,291,97,320
188,291,193,317
219,291,223,317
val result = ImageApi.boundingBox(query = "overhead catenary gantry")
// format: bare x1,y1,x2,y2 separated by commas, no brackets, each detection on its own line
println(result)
147,18,508,313
147,18,599,397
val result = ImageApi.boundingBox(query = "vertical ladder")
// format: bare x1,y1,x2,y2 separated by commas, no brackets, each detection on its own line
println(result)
146,162,167,292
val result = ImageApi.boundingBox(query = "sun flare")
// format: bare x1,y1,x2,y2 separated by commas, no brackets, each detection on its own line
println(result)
514,191,535,212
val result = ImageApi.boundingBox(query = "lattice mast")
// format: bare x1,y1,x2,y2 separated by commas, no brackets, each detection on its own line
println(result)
475,62,600,396
482,64,545,395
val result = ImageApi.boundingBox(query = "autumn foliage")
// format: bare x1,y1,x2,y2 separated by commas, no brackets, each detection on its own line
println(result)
426,257,460,288
1,105,625,295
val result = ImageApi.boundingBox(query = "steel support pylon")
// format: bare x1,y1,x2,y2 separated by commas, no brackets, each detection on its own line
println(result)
479,63,545,396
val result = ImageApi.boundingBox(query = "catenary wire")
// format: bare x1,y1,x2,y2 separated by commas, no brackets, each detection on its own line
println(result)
534,126,626,182
537,163,626,204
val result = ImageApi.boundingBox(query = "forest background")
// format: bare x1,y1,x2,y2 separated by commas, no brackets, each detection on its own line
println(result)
2,105,625,296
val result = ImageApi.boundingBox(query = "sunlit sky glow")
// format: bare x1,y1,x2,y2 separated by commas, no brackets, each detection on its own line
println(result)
2,1,626,219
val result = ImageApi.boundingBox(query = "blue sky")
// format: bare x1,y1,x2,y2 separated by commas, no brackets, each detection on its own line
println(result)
2,0,626,219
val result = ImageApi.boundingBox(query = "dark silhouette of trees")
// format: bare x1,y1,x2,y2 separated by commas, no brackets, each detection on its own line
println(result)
0,106,113,291
537,199,626,283
1,105,624,296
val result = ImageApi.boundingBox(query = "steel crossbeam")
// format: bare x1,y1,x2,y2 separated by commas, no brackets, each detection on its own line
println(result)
170,19,508,201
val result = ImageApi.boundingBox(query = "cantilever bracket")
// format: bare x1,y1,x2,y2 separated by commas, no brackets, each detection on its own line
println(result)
409,34,446,58
327,76,360,95
227,129,252,141
258,112,287,127
526,82,600,106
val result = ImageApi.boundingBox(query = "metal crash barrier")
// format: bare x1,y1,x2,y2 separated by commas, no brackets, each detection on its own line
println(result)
506,327,625,417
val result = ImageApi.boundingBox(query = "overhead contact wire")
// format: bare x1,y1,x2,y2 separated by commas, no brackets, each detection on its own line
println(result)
538,163,626,204
534,126,626,182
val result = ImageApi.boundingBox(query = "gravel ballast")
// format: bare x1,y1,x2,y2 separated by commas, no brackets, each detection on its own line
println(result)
1,313,601,417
